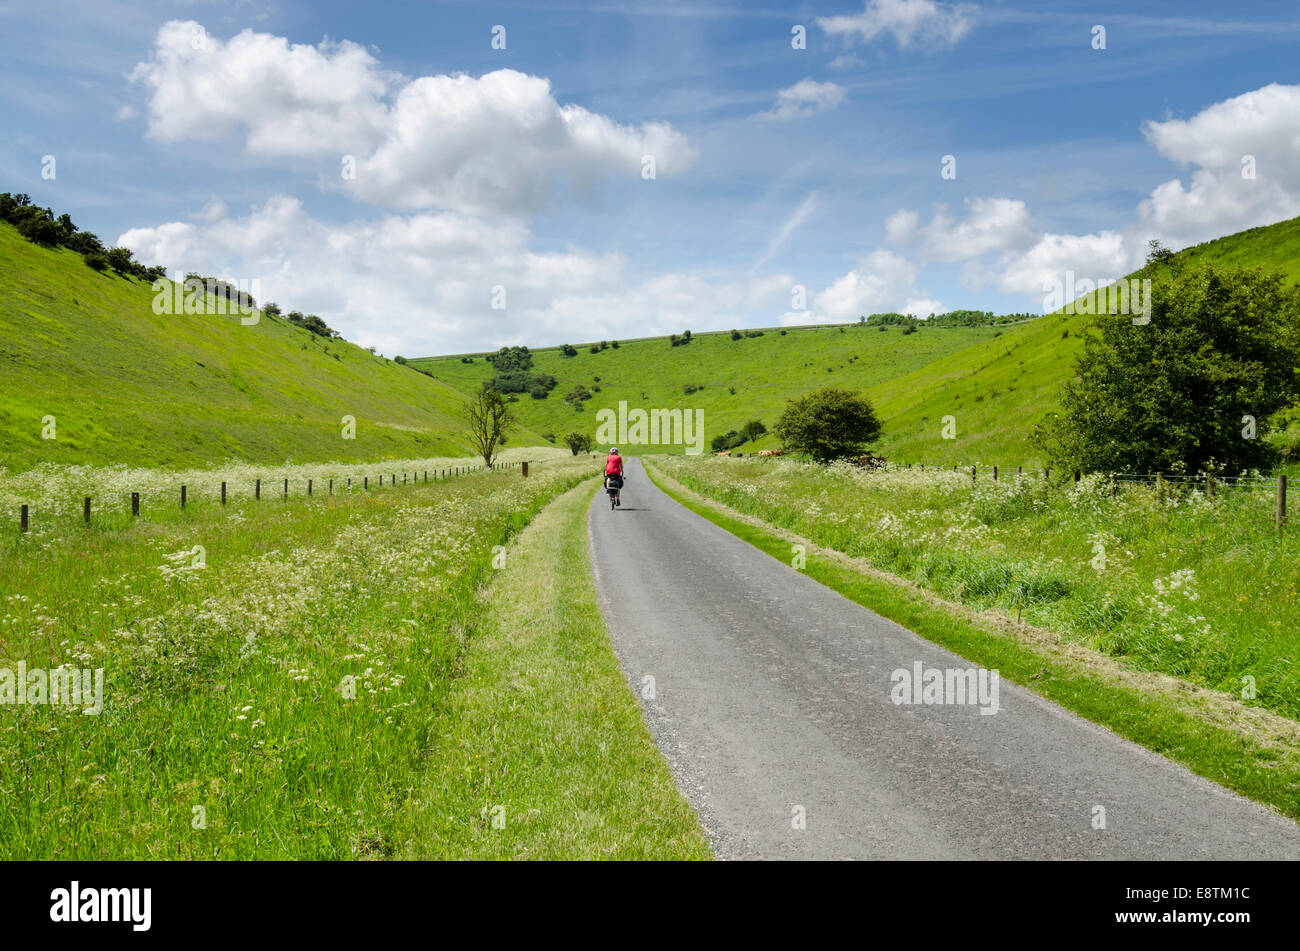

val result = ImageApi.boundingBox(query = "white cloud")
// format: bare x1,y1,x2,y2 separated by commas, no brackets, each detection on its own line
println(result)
117,196,794,357
996,231,1130,297
129,21,392,157
827,54,865,71
751,192,818,273
884,208,919,243
130,22,695,216
353,70,693,214
916,197,1034,261
1137,82,1300,248
809,249,943,320
758,79,846,121
817,0,977,51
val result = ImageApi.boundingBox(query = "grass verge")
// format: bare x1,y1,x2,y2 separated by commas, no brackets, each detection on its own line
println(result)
644,462,1300,823
396,482,711,859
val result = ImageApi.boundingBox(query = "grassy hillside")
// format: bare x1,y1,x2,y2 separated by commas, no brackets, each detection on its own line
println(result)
415,215,1300,464
875,216,1300,464
0,223,544,473
412,322,1008,452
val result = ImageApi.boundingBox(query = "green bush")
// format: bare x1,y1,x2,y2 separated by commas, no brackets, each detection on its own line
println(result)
774,387,883,462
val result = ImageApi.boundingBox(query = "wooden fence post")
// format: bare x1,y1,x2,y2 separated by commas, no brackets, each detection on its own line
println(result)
221,482,227,505
522,461,529,477
20,504,28,533
329,479,334,495
971,465,976,482
283,478,288,499
993,466,999,482
364,476,369,490
308,479,313,497
256,479,261,500
84,497,91,523
132,493,140,517
181,485,187,509
1278,474,1287,531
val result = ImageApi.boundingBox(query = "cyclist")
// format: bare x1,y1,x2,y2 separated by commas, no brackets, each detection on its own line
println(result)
604,447,625,507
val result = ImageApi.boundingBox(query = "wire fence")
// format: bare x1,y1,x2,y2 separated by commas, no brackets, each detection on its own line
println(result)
748,457,1291,531
13,459,534,534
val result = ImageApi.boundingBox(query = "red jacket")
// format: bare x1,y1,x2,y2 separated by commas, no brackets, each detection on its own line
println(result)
605,453,623,476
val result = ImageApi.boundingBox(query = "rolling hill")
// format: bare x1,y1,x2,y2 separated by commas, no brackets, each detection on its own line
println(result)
415,215,1300,464
0,222,544,473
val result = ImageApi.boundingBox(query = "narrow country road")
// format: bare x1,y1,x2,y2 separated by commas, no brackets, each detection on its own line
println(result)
587,457,1300,860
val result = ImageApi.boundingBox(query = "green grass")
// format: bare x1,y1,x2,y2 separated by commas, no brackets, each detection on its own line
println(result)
645,459,1300,822
412,215,1300,465
396,482,710,859
0,222,546,473
411,322,1006,453
0,457,601,858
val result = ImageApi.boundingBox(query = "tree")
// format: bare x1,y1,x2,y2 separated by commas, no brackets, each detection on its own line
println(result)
1033,264,1300,475
740,419,767,443
564,432,594,455
262,302,282,318
488,345,532,372
1146,239,1177,272
106,246,135,274
463,387,516,466
774,387,883,462
17,214,60,248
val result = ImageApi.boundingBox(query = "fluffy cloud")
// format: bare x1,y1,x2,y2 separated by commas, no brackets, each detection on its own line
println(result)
995,231,1130,298
915,197,1034,261
758,79,846,121
130,22,694,216
809,249,944,320
884,208,919,243
129,21,392,157
817,0,977,51
117,197,793,357
1137,83,1300,248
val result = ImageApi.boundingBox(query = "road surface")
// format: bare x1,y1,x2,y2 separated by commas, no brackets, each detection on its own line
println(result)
587,457,1300,859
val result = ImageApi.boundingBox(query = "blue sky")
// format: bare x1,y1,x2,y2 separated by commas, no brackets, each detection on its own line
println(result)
2,0,1298,355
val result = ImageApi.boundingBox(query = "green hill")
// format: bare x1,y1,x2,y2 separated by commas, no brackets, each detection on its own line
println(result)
412,323,1009,453
415,215,1300,464
874,216,1300,464
0,222,540,473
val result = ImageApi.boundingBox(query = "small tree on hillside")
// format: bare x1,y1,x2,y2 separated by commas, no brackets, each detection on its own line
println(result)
1032,264,1300,474
740,419,767,443
775,387,883,462
564,432,594,455
463,387,517,467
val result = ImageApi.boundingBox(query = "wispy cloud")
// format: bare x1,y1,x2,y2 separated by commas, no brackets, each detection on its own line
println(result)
818,0,977,51
757,79,846,121
750,192,818,273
